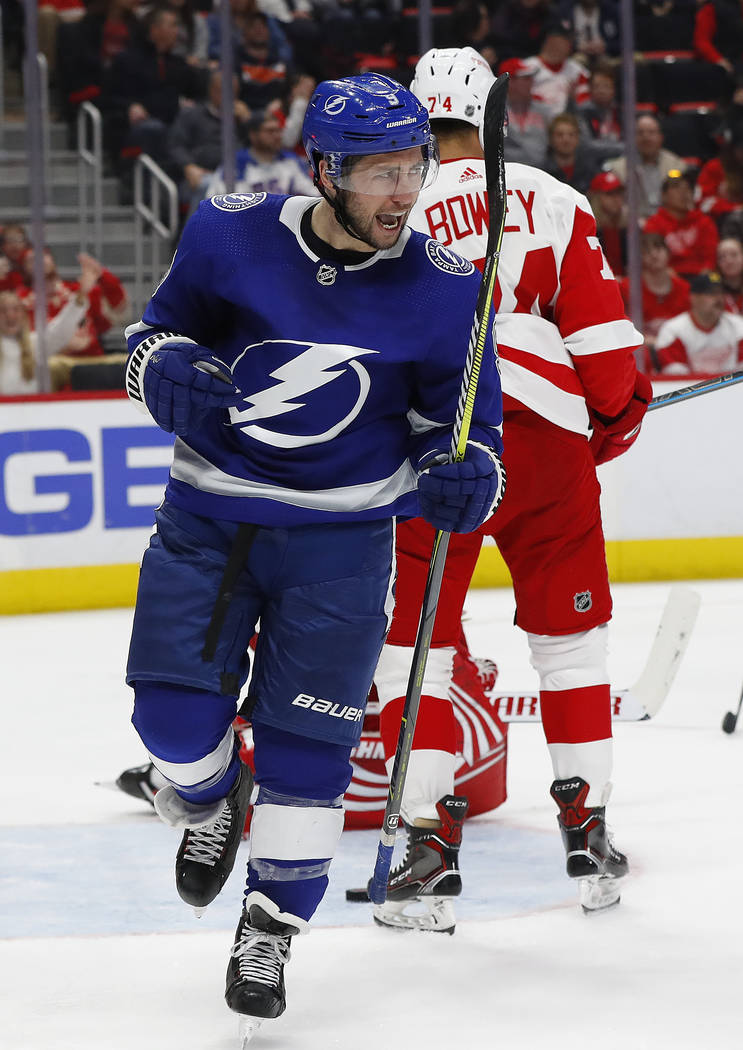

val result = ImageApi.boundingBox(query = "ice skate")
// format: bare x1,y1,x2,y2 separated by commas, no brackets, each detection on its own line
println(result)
550,777,629,914
155,763,253,911
115,761,167,806
372,794,469,934
226,891,309,1045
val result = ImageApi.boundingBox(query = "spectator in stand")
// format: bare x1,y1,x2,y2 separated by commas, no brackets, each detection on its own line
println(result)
644,169,719,280
257,0,323,79
619,232,691,368
655,270,743,374
20,249,129,358
491,0,550,62
0,264,98,396
589,170,627,276
236,10,293,111
57,0,143,129
606,114,687,218
450,2,499,69
0,225,31,293
101,5,204,180
636,0,696,53
696,116,743,222
528,20,591,122
142,0,209,65
693,0,743,81
558,0,620,62
500,57,548,168
38,0,86,86
208,0,292,70
269,73,316,151
572,62,623,163
166,69,252,214
204,109,316,197
542,112,600,196
716,235,743,311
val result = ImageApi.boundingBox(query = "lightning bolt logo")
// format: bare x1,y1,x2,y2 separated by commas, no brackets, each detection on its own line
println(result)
229,341,378,449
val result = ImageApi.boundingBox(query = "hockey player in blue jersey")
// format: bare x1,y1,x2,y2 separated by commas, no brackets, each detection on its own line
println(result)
123,72,505,1040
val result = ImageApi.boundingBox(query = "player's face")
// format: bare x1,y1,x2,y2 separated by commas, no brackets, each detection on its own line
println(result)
341,147,425,249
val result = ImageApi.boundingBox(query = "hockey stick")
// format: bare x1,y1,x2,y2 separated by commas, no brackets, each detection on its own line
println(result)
367,74,510,906
647,369,743,412
490,585,701,722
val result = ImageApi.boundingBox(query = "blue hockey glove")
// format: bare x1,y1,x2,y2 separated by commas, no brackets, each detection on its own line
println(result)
132,341,243,436
417,442,506,534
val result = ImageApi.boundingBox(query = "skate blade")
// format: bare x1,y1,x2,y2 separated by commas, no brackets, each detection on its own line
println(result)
580,874,624,914
238,1015,264,1047
372,896,456,934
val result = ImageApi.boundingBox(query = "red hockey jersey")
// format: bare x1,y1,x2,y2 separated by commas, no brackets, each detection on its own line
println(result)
408,159,642,436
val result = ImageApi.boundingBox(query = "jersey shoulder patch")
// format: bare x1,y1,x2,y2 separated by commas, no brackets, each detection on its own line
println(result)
424,239,476,276
210,192,268,212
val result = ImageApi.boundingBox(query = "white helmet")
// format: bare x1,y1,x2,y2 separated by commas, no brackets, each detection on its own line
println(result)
410,47,496,129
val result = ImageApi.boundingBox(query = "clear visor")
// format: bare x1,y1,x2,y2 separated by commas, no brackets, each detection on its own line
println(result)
326,141,440,196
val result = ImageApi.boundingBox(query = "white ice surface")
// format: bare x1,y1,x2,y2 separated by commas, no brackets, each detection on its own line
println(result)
2,580,743,1049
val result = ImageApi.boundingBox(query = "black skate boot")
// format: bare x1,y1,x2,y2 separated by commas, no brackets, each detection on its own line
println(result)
226,892,309,1045
550,776,629,913
373,794,469,934
115,762,166,806
155,763,253,911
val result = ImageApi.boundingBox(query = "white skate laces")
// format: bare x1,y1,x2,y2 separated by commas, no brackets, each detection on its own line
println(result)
231,928,292,987
182,803,233,867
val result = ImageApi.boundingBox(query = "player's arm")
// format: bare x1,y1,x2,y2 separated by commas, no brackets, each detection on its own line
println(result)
125,205,242,436
553,196,651,463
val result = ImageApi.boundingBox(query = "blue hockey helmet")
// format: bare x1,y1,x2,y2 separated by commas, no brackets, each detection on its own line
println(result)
302,74,439,192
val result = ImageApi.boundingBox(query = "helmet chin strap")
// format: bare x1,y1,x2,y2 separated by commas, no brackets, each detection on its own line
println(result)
315,177,373,248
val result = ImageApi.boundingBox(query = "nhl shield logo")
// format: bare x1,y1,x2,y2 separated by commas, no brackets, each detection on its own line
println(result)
316,264,337,286
574,591,593,612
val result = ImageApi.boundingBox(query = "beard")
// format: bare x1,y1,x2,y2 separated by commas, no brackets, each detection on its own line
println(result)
335,188,410,251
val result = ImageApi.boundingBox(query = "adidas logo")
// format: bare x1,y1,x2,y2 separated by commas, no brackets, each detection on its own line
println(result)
459,166,480,183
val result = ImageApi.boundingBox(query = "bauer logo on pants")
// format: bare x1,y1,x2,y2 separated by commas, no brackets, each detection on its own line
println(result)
574,590,593,612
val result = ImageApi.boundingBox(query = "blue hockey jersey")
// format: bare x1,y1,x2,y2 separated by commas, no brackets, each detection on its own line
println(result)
125,192,503,527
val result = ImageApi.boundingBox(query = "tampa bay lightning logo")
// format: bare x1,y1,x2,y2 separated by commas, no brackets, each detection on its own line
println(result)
425,240,475,276
324,95,347,115
210,192,267,212
228,340,379,448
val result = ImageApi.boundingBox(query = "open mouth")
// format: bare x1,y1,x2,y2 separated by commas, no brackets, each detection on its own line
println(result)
376,213,403,232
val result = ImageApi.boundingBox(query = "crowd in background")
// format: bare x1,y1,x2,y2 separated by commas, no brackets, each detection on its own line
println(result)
3,0,743,394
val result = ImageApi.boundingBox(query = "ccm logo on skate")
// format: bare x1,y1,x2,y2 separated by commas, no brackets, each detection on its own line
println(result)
291,694,364,722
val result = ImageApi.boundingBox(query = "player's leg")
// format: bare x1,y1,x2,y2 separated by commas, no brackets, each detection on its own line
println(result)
127,502,259,909
373,517,483,932
488,411,628,911
226,518,395,1022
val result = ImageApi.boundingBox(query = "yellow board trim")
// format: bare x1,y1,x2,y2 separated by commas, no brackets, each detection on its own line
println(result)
1,563,140,615
2,536,742,614
470,536,743,590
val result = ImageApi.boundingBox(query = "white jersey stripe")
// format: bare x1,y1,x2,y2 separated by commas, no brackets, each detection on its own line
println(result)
500,358,590,434
171,440,419,512
566,319,643,357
